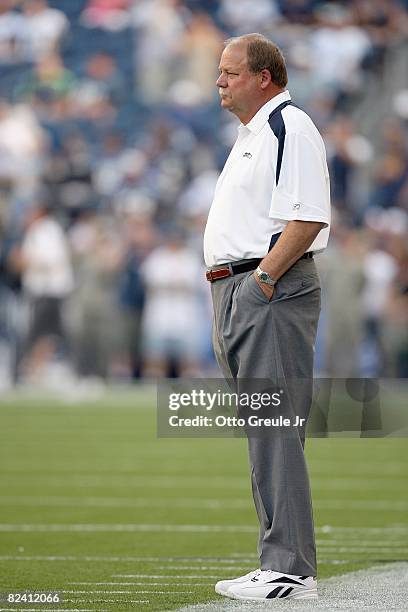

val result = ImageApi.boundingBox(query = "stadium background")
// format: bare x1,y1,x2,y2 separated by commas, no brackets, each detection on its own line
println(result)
0,0,407,383
0,1,407,611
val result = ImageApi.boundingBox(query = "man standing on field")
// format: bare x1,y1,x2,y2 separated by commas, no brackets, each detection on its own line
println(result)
204,33,330,601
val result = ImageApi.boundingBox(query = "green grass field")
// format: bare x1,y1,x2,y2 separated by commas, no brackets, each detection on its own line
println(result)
0,387,407,611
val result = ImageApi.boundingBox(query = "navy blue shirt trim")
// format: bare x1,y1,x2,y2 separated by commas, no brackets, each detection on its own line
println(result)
267,100,292,186
267,100,293,253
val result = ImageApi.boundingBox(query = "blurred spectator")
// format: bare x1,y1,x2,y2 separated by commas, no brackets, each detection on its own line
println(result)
0,98,46,195
42,132,94,213
278,0,315,24
140,227,205,377
324,115,372,219
12,203,74,382
370,117,408,209
69,215,124,379
360,236,398,375
0,0,407,382
217,0,281,34
384,243,408,376
92,130,128,203
176,11,224,103
80,0,131,31
317,228,366,377
117,214,155,378
15,53,76,123
78,53,126,107
352,0,408,55
0,215,23,388
309,3,372,100
132,0,188,104
0,0,28,63
22,0,69,61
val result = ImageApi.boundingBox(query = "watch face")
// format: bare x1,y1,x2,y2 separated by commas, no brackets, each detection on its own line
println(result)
260,272,268,282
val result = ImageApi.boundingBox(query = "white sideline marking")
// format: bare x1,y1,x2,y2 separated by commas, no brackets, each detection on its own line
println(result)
177,562,408,611
1,495,406,511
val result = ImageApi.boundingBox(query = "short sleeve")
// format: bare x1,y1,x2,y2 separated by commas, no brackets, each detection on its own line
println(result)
269,131,330,226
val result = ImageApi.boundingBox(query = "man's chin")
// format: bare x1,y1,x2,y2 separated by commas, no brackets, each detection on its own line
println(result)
220,97,232,109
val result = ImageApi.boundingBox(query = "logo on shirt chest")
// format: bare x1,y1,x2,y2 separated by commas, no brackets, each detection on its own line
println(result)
242,152,252,159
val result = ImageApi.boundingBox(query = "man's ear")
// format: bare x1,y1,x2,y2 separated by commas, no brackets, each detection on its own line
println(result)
260,69,272,90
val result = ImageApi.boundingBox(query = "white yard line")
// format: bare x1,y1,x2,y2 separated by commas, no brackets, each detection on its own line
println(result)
0,524,258,533
0,495,406,511
316,526,408,534
316,540,407,546
309,547,408,553
0,555,260,564
111,574,221,579
154,562,355,570
68,591,193,594
62,598,150,612
0,474,403,490
61,591,147,594
0,558,398,569
1,523,407,535
0,496,249,510
70,582,214,586
0,475,250,489
62,589,194,594
0,555,252,563
177,562,408,611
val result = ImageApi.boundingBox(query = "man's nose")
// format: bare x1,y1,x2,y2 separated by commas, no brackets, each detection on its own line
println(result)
216,73,226,87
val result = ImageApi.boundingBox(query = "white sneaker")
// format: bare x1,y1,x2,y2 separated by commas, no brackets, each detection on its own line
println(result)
225,570,318,600
215,569,261,596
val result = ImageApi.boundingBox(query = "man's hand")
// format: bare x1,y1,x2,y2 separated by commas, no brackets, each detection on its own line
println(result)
253,272,274,301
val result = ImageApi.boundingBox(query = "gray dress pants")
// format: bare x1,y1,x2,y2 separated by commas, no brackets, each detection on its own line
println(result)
211,258,320,576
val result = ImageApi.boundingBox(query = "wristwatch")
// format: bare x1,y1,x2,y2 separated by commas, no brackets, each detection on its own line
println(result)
256,266,277,287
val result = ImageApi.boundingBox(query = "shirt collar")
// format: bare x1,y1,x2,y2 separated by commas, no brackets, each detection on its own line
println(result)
241,90,291,135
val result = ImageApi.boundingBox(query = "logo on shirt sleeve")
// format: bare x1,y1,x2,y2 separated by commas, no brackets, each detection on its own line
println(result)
292,202,301,210
242,152,252,159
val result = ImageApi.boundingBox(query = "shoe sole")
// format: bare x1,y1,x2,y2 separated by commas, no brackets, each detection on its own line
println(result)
224,588,318,601
215,579,255,597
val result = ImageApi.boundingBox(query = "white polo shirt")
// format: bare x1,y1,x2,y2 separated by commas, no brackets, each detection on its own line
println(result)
203,90,330,266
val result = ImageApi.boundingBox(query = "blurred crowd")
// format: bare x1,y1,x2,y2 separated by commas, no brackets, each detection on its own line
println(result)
0,0,407,388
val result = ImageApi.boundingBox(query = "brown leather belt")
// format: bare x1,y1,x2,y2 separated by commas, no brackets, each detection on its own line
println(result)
206,252,313,283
